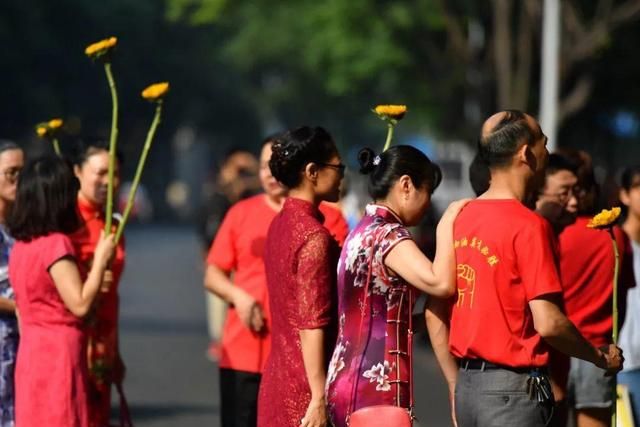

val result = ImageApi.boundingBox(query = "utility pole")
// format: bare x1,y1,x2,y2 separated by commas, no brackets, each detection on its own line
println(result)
539,0,560,152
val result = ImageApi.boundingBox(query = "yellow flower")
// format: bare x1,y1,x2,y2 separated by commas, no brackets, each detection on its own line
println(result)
374,105,408,121
36,126,48,137
141,82,170,101
587,207,621,229
48,118,63,129
85,37,118,59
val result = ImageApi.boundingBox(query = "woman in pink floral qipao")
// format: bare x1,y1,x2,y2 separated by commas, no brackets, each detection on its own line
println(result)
326,146,467,427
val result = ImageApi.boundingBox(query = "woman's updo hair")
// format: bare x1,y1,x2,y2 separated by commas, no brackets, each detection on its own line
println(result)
269,126,338,188
358,145,442,199
68,137,124,167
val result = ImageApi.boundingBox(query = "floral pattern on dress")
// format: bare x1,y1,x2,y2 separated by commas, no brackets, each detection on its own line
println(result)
0,226,17,427
326,204,414,427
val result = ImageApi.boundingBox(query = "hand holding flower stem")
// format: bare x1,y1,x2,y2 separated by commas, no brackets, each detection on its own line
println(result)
114,82,169,244
587,207,622,427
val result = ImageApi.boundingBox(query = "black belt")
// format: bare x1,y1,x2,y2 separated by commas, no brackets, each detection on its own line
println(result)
460,358,547,374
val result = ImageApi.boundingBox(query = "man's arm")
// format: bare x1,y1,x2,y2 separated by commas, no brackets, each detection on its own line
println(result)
529,295,622,374
425,297,458,427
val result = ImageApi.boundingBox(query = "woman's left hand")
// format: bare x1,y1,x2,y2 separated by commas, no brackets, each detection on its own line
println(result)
300,397,328,427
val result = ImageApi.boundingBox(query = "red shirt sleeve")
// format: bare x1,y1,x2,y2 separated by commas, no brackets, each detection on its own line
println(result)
515,218,563,300
44,234,76,270
206,207,238,271
293,231,333,329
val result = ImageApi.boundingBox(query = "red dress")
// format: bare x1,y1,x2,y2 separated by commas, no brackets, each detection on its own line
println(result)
10,233,89,427
257,198,339,427
70,197,126,427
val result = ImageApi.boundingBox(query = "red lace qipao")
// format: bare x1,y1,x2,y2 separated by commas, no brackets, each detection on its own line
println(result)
70,197,126,427
257,198,339,427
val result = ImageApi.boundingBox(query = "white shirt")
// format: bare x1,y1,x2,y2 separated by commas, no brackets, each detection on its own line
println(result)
620,239,640,371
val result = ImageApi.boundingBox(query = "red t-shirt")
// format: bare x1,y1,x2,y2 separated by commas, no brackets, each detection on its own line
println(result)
206,195,348,373
449,199,563,368
559,217,636,348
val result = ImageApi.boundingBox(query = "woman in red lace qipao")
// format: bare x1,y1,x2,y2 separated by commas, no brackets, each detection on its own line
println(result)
257,126,344,427
70,139,126,427
325,146,468,427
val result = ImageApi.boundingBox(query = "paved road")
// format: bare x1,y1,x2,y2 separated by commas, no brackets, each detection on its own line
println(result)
117,226,451,426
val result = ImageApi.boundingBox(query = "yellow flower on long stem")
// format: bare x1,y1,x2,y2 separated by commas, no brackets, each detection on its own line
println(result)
373,104,408,152
587,207,621,229
587,206,622,427
85,37,118,60
115,84,168,243
35,119,64,156
141,82,170,101
374,105,407,120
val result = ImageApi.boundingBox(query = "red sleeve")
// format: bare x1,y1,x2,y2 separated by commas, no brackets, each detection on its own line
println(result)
44,234,76,270
206,206,238,271
615,227,636,291
319,203,349,247
293,231,333,329
515,219,563,300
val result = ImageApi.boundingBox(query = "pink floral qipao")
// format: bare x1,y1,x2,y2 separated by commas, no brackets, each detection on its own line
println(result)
326,205,413,427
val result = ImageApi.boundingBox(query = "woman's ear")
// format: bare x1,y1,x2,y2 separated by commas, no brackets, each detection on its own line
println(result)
398,175,412,199
620,188,631,207
304,162,319,183
73,164,82,179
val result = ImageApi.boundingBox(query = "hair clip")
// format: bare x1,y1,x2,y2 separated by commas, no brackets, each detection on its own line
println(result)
373,155,381,166
284,150,289,156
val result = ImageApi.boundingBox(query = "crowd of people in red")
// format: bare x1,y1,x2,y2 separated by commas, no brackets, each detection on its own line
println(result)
204,114,640,427
0,109,638,427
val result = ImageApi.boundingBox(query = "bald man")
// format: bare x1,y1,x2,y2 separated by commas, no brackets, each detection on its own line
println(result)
426,110,623,427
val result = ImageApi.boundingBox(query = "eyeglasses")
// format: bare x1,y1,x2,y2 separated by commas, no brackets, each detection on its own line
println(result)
540,185,581,204
318,163,346,173
1,168,20,183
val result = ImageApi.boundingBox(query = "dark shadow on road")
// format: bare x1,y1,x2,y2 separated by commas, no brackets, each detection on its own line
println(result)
112,403,219,422
120,316,208,336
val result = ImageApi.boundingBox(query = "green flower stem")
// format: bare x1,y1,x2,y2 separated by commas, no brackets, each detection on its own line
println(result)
115,101,163,244
52,138,61,157
103,62,119,234
383,122,395,152
609,228,619,427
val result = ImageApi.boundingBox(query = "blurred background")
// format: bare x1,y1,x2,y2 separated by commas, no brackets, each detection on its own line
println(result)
3,1,640,425
3,0,640,222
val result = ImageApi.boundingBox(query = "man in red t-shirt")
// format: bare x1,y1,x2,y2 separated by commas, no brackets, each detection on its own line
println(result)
426,110,623,427
555,149,636,427
204,136,348,427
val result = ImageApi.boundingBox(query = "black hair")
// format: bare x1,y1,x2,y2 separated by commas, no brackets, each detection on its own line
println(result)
358,145,442,199
546,153,578,176
0,140,22,155
469,153,490,196
69,137,124,167
621,165,640,191
261,132,284,148
478,110,540,168
7,156,80,241
269,126,338,188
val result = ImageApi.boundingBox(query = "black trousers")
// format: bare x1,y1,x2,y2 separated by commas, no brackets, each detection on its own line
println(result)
220,368,261,427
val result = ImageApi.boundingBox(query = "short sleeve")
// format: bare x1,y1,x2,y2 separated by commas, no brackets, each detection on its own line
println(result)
44,234,76,270
380,224,412,259
293,231,333,329
206,206,238,271
515,219,563,300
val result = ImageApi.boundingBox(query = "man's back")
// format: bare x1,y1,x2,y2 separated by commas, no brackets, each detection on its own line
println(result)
450,199,563,368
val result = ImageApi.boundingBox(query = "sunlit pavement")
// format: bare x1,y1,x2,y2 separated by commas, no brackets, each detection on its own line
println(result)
116,226,450,426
